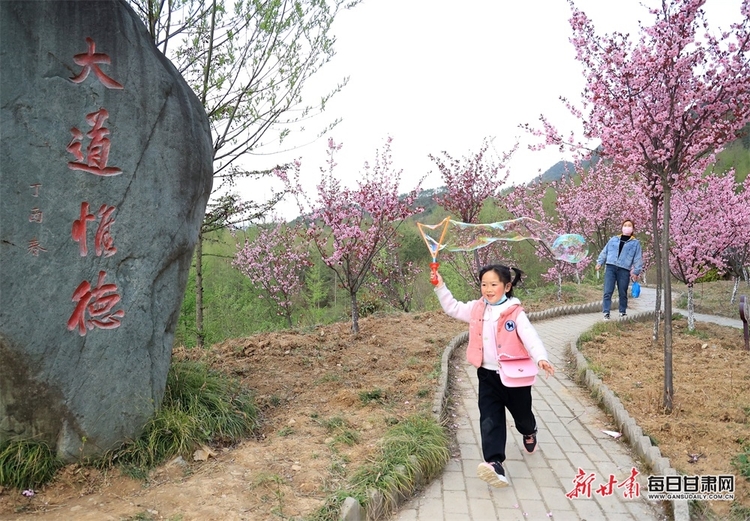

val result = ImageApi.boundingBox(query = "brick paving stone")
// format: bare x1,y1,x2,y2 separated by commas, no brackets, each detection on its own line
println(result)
392,509,417,521
547,509,586,521
586,443,617,464
421,479,442,499
441,471,465,491
443,490,469,514
465,477,492,499
511,477,543,500
443,458,462,472
519,500,554,519
504,460,533,479
540,485,575,512
467,497,496,519
387,297,687,521
459,443,483,461
529,465,565,488
493,507,526,520
572,497,606,520
565,452,595,473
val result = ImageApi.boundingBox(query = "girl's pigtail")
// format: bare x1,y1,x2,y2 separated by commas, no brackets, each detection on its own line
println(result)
510,267,524,288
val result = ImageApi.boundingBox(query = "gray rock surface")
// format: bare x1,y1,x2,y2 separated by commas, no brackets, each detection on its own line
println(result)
0,0,213,460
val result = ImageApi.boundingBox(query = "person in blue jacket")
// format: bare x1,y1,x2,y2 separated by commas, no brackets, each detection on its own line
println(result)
595,219,643,320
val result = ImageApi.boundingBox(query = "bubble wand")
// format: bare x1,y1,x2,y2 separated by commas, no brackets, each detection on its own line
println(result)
416,217,451,285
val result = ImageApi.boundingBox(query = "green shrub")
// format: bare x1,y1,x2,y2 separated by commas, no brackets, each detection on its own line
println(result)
106,359,258,471
0,439,63,489
348,415,449,507
695,268,722,283
359,389,384,405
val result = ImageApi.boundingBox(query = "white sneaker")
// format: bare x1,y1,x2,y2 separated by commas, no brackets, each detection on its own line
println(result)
477,461,509,488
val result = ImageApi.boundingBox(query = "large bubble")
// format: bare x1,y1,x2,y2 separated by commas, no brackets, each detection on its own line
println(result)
550,233,588,263
417,217,589,264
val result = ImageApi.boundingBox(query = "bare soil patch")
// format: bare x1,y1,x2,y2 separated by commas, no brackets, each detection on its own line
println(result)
577,316,750,519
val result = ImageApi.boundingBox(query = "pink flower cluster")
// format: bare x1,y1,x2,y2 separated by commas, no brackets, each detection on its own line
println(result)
233,221,312,327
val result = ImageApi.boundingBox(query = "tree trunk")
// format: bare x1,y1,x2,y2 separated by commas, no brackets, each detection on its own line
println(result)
285,307,293,329
662,186,674,413
557,272,563,301
350,290,360,333
651,196,662,344
731,276,739,304
687,283,695,331
196,232,205,349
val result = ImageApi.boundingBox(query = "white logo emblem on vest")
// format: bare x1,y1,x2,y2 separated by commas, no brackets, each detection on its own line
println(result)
504,320,516,332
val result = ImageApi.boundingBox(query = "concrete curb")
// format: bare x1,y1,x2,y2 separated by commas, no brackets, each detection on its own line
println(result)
566,310,690,521
339,299,619,521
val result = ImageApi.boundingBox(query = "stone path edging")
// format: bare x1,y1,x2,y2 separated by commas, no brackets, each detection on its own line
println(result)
566,309,689,521
340,299,628,521
340,299,698,521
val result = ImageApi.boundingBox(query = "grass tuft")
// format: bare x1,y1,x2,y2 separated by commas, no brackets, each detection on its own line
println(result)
104,359,258,471
305,414,449,521
0,439,63,489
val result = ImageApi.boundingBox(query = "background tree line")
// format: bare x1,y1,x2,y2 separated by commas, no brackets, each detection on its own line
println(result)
175,131,749,347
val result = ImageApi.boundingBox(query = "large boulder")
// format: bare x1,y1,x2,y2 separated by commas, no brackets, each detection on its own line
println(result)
0,0,213,460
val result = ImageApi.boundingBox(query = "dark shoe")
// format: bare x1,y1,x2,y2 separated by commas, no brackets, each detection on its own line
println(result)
477,461,509,488
619,313,627,318
603,313,610,320
523,432,538,454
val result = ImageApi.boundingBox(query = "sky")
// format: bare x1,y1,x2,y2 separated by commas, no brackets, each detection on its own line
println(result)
236,0,746,220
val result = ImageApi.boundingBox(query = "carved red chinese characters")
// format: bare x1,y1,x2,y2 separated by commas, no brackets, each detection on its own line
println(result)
67,271,124,336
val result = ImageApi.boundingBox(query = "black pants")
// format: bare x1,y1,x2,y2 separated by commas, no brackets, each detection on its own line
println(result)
477,366,537,463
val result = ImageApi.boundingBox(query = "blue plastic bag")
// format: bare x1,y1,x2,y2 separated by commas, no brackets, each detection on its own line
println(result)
631,281,641,298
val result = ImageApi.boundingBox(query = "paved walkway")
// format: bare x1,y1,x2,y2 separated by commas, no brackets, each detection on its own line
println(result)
390,287,746,521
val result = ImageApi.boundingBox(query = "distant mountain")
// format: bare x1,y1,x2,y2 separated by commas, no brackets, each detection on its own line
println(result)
531,150,602,185
534,161,576,184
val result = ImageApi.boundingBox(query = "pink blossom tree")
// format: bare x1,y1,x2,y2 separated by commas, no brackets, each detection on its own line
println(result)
429,138,517,287
504,175,593,298
725,244,750,303
233,221,312,328
554,161,646,253
284,138,423,333
536,0,750,411
366,236,422,312
554,161,655,287
670,173,750,329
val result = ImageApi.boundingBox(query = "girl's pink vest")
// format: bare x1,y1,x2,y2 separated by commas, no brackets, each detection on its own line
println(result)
466,301,529,368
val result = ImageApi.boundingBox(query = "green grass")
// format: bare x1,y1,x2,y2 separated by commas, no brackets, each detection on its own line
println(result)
358,389,385,405
673,280,748,320
517,282,603,312
731,442,750,481
104,359,258,471
306,415,449,521
578,320,619,345
0,439,63,490
313,416,360,447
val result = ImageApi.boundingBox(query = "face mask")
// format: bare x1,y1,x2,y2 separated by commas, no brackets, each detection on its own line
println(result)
486,294,508,306
622,226,633,235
